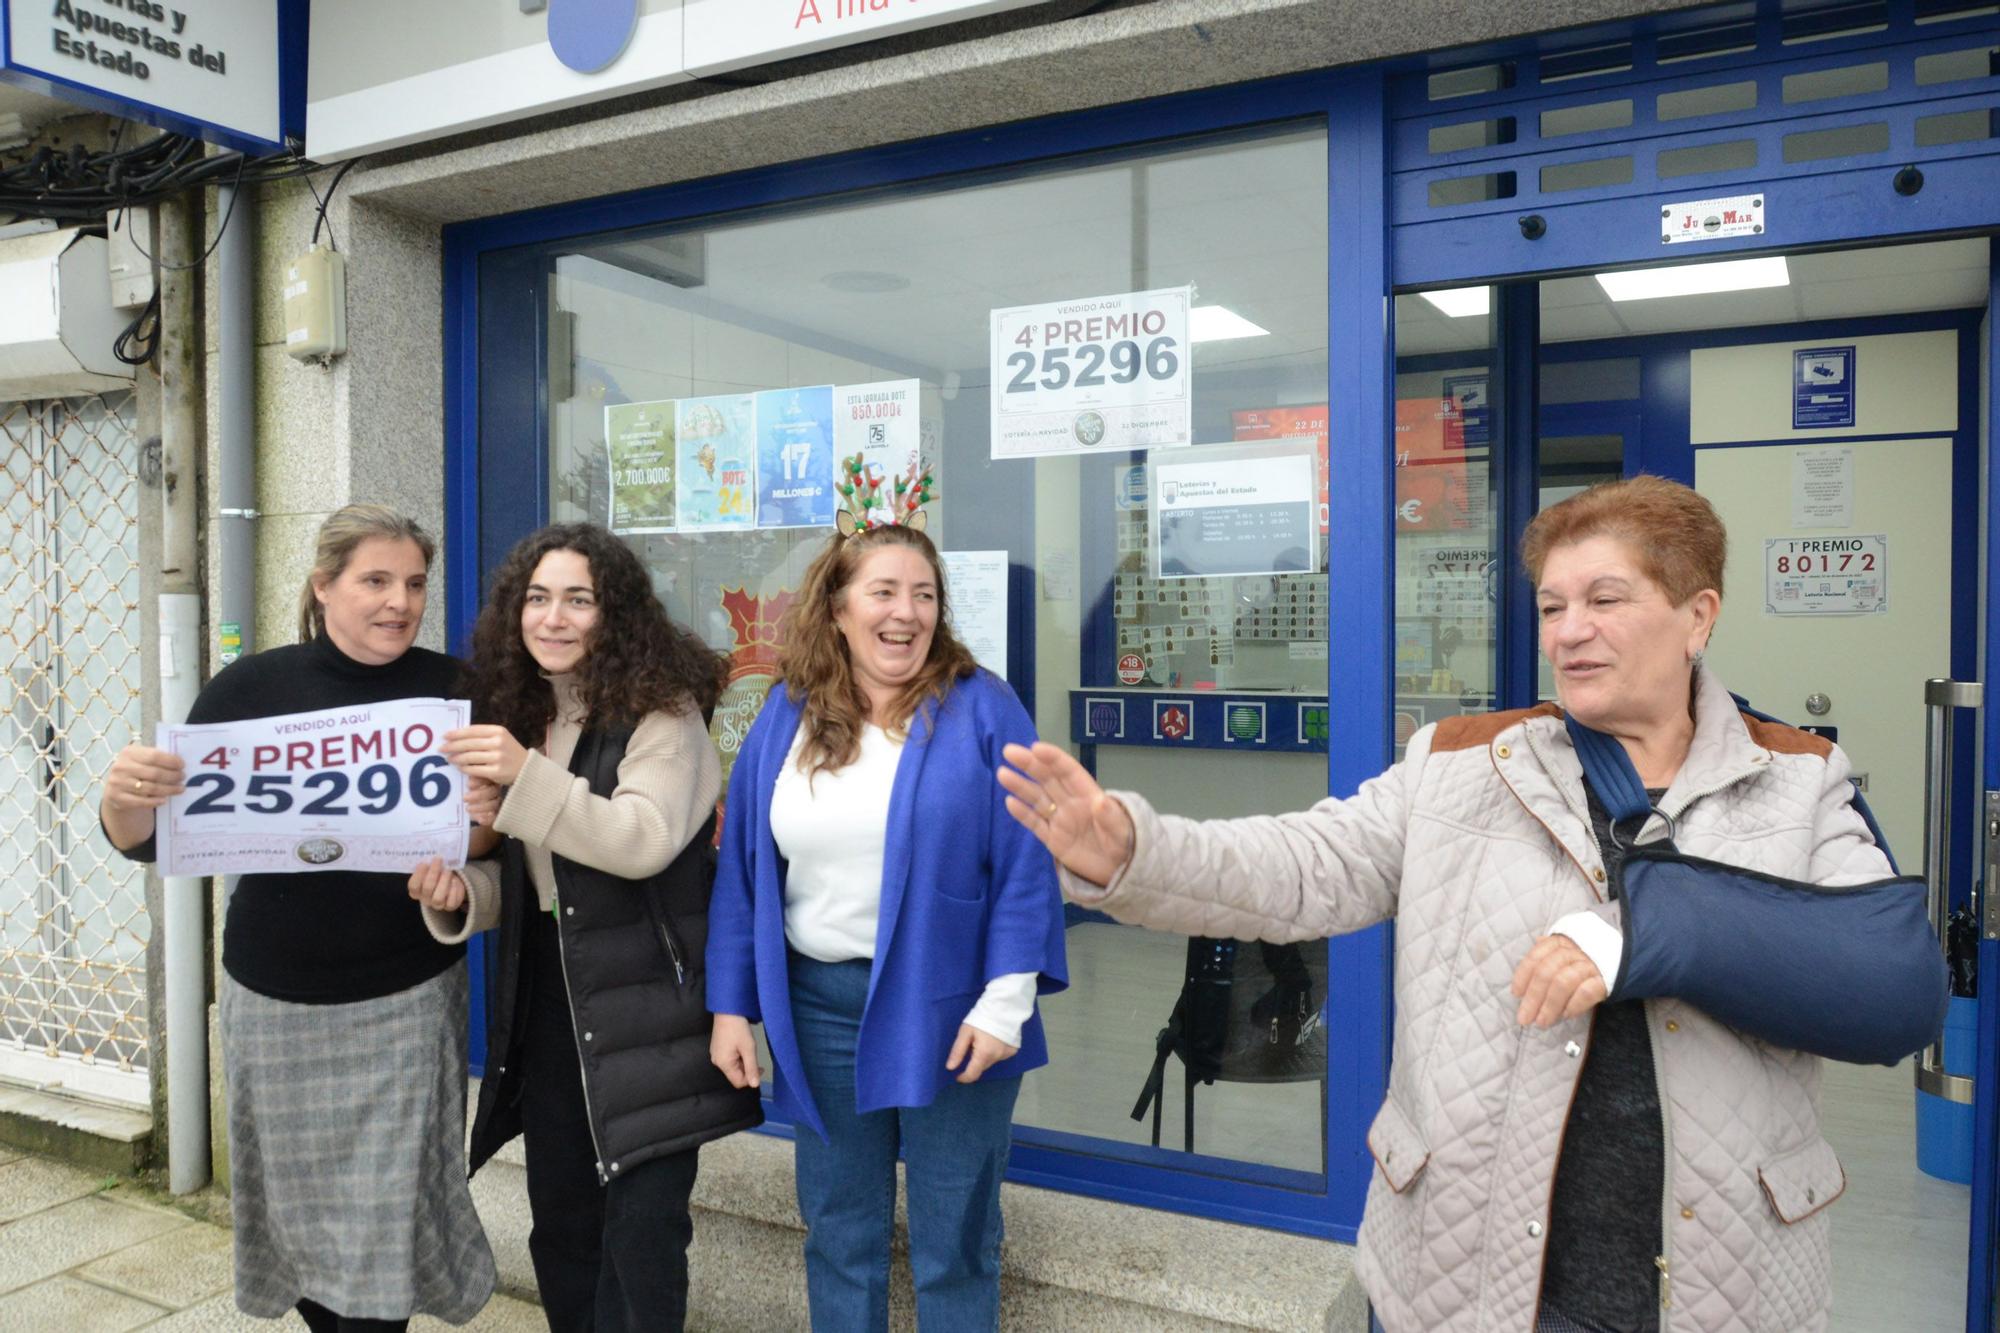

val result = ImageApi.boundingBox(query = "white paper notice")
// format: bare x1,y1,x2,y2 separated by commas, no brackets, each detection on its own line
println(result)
834,380,923,495
154,698,470,877
989,286,1192,459
1041,551,1076,603
941,550,1010,681
1791,447,1854,528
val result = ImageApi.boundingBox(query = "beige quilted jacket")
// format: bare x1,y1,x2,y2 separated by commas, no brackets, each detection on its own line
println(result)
1068,666,1891,1332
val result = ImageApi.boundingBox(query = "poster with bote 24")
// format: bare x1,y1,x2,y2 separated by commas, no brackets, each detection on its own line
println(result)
154,698,470,877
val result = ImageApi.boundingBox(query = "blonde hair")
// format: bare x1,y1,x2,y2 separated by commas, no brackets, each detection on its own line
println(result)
778,524,977,777
297,505,438,642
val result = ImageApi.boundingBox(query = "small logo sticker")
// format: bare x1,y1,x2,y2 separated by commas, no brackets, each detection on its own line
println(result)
295,838,345,866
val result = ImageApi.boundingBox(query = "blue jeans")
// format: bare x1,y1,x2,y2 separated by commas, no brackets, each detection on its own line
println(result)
788,952,1020,1332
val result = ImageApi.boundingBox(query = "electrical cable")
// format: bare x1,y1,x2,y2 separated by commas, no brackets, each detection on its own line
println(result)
309,157,359,251
124,153,248,273
111,288,161,366
0,128,323,227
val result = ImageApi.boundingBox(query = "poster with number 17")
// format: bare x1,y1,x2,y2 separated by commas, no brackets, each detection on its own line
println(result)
755,386,836,528
989,286,1192,460
154,698,470,877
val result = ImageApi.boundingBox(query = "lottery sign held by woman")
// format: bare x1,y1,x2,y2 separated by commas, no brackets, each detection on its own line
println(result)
154,696,469,876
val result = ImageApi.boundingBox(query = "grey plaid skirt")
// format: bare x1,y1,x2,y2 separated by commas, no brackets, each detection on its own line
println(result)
220,962,496,1322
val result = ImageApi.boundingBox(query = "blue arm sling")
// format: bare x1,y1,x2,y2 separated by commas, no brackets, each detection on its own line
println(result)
1566,713,1947,1066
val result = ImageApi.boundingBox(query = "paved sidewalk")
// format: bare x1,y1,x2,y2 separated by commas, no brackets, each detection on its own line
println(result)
0,1145,544,1332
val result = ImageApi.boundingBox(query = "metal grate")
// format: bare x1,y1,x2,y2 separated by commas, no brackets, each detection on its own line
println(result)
0,394,149,1105
1390,0,2000,282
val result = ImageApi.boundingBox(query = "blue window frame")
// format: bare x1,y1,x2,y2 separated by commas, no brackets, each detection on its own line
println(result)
443,68,1397,1239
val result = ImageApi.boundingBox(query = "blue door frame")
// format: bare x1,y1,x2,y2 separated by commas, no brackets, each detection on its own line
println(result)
1974,258,2000,1333
443,68,1397,1240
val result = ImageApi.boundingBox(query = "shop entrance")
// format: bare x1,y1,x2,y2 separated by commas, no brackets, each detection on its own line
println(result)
1398,234,1991,1330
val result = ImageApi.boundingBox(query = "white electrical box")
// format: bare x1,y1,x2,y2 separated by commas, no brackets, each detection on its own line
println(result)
283,246,347,361
0,229,137,396
106,207,155,309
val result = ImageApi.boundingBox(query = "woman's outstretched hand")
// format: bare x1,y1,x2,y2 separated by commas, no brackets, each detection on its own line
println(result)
997,741,1135,888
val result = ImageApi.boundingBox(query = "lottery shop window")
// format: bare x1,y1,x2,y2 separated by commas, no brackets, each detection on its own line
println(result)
538,121,1335,1184
1390,291,1502,759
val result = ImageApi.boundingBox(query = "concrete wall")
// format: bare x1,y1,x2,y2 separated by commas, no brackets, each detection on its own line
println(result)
202,177,447,656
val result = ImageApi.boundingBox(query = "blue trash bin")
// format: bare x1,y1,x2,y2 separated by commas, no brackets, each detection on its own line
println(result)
1915,994,1976,1184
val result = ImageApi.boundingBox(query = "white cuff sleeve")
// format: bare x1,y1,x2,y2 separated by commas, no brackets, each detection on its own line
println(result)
961,971,1038,1050
1549,910,1623,991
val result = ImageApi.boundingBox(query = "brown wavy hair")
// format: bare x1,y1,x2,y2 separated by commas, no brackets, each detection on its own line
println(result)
779,524,977,777
463,523,726,746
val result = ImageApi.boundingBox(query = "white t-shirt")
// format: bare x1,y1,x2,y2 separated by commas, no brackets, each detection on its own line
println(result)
771,723,1037,1047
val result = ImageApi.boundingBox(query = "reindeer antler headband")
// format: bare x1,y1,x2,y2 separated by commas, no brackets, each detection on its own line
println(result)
835,453,934,535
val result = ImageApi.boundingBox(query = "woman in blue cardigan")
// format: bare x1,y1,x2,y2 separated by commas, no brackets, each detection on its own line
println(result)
707,517,1066,1332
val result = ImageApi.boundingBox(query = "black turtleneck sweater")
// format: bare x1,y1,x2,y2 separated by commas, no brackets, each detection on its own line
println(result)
118,635,467,1004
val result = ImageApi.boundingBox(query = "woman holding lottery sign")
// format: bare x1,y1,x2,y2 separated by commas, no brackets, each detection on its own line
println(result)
408,523,761,1333
100,505,497,1332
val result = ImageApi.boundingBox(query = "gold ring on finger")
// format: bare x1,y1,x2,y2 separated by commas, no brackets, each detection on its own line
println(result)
135,779,146,795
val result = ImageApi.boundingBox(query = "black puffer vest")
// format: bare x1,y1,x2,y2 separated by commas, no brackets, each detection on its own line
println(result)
468,721,762,1181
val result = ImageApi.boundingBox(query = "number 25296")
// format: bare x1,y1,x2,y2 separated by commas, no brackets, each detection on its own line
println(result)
183,754,453,817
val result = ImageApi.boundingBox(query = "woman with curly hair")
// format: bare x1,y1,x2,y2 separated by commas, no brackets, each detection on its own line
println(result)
408,523,761,1332
706,521,1067,1331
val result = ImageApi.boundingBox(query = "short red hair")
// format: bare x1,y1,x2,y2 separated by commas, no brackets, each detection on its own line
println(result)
1520,474,1726,605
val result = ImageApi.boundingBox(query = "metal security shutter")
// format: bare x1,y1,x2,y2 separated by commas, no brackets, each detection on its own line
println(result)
1391,0,2000,285
0,394,149,1107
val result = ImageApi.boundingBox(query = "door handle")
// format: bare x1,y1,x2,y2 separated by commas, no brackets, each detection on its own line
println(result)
1918,678,1980,1104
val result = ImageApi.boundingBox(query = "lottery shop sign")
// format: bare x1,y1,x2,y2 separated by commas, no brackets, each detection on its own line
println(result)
155,698,469,877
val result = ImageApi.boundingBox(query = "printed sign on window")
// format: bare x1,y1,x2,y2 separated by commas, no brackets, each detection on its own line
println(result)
605,399,677,535
676,394,757,530
1152,440,1318,581
989,286,1191,459
755,386,836,529
154,698,470,877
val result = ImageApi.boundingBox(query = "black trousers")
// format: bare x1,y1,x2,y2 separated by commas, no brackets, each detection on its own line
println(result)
518,905,701,1333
